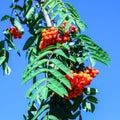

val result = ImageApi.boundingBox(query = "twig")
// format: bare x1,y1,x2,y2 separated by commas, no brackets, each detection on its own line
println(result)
41,0,52,27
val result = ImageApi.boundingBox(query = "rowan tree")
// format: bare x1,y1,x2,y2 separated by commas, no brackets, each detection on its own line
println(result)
0,0,111,119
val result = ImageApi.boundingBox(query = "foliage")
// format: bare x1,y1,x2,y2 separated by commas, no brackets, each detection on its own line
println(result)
0,0,111,120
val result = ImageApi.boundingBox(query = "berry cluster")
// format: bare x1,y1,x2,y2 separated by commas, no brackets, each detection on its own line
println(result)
8,26,22,39
60,20,78,33
85,66,99,78
39,21,78,50
65,66,99,99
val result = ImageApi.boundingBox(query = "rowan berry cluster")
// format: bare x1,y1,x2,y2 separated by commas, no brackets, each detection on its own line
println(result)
60,20,78,33
39,21,78,50
65,66,99,99
85,66,99,78
8,26,22,39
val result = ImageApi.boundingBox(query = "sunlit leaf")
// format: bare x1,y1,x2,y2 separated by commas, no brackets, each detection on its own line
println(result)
48,2,62,14
48,69,71,89
41,87,48,100
64,2,80,19
50,58,72,77
14,19,24,33
57,13,67,27
24,0,33,15
0,56,6,65
26,78,46,98
47,78,68,97
26,7,35,20
23,68,47,84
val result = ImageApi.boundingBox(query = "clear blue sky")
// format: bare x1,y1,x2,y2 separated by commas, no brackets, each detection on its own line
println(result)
0,0,120,120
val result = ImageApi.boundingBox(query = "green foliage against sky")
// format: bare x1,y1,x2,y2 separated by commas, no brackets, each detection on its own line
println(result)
0,0,110,120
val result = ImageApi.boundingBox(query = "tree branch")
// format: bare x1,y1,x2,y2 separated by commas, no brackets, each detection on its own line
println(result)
41,0,52,27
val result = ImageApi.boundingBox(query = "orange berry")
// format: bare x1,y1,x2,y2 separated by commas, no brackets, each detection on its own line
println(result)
86,66,91,70
48,35,52,39
50,27,55,31
74,29,78,33
42,29,47,33
49,31,54,35
46,31,50,35
53,34,57,39
63,20,67,25
60,25,65,29
42,32,46,37
54,30,59,35
66,30,71,34
63,36,68,42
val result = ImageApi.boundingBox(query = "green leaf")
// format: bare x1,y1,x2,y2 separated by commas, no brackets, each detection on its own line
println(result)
53,49,68,59
3,30,20,56
42,115,58,120
48,69,71,89
87,96,98,103
14,5,23,11
47,2,62,14
10,4,23,11
57,13,67,27
23,36,35,50
24,59,48,78
72,95,83,112
51,10,61,20
50,58,72,77
0,41,4,49
39,44,62,53
78,34,111,65
23,0,33,15
14,19,24,33
91,55,109,66
26,78,46,98
0,56,6,65
42,0,54,10
79,34,92,41
47,78,68,97
65,17,73,31
23,68,47,84
2,62,11,75
75,20,86,32
82,100,95,113
41,87,48,100
28,86,44,109
26,7,35,20
76,56,90,64
1,15,10,21
84,88,98,95
53,49,75,62
25,51,52,72
31,104,49,120
61,43,70,50
64,2,80,19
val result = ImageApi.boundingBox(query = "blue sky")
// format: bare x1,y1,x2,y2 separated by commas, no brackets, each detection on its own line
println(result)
0,0,120,120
